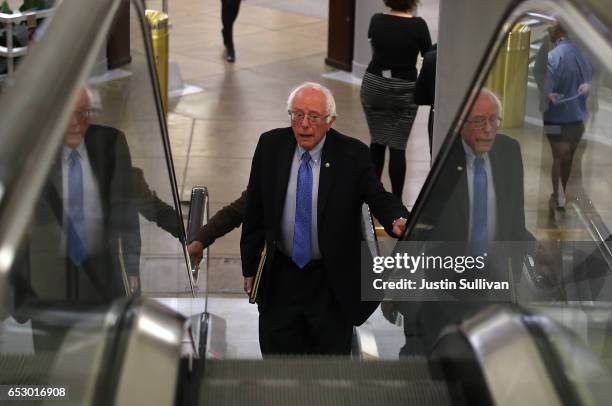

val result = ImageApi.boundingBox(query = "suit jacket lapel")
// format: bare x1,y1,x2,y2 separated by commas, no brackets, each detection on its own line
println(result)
49,157,62,200
45,157,64,223
85,126,111,220
317,130,335,226
448,138,469,237
272,131,296,230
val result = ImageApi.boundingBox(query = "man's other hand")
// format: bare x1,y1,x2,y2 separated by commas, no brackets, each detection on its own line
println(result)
578,82,591,95
187,240,204,266
244,276,254,296
128,276,139,295
548,92,562,104
392,217,407,238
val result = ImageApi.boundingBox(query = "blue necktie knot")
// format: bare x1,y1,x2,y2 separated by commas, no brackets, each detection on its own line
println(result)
292,151,313,268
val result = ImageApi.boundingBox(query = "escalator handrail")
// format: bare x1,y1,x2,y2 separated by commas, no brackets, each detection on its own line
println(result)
134,0,192,295
104,298,185,406
186,186,209,285
361,203,380,258
459,306,564,406
570,196,612,272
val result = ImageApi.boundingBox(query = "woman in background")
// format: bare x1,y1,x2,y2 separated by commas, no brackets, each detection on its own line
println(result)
539,24,592,210
360,0,431,199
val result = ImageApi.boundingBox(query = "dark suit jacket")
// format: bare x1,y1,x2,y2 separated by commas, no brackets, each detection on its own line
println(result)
414,44,437,107
130,166,181,239
415,134,530,242
241,127,409,325
27,125,141,302
401,134,533,345
195,189,246,248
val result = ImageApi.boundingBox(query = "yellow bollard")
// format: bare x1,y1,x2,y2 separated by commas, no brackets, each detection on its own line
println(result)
146,10,169,113
485,23,531,129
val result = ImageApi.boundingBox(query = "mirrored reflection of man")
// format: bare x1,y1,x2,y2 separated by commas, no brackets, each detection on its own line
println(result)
395,88,533,354
28,88,141,304
427,88,531,243
241,82,408,356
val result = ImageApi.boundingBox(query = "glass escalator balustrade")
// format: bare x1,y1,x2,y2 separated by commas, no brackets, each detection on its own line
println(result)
371,7,612,405
0,0,194,404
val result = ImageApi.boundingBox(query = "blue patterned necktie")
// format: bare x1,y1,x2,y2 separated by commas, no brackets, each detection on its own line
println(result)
471,156,488,243
67,150,87,266
292,151,312,268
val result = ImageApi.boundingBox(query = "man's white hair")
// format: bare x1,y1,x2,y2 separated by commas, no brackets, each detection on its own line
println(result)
286,82,337,123
479,87,503,117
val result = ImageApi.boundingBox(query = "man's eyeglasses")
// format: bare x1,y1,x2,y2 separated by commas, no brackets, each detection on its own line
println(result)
73,109,98,120
465,115,502,129
289,111,329,124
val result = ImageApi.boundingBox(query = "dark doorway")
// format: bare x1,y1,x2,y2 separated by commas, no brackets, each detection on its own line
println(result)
325,0,355,71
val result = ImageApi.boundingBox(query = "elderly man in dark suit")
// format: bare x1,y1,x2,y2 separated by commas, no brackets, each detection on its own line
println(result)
28,88,141,303
422,88,531,243
395,88,533,354
241,82,409,355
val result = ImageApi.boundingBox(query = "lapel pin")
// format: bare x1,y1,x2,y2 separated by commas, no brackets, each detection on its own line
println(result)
457,166,464,171
325,162,330,168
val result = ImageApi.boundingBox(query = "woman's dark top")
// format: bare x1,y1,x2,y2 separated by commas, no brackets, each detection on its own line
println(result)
366,13,432,81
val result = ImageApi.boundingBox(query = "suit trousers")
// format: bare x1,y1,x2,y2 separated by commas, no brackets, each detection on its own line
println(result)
258,251,353,356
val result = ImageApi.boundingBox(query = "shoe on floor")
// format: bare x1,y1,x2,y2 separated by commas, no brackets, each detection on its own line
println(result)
549,192,565,210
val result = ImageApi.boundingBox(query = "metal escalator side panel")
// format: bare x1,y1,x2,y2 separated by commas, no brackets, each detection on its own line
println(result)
110,298,185,406
522,309,612,406
196,312,227,360
459,306,563,406
40,300,132,406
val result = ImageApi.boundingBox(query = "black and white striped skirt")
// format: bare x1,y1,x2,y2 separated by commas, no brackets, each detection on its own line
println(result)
360,72,418,150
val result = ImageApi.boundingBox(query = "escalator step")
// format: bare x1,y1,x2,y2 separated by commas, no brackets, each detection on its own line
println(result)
204,357,432,381
0,353,56,385
201,379,454,406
